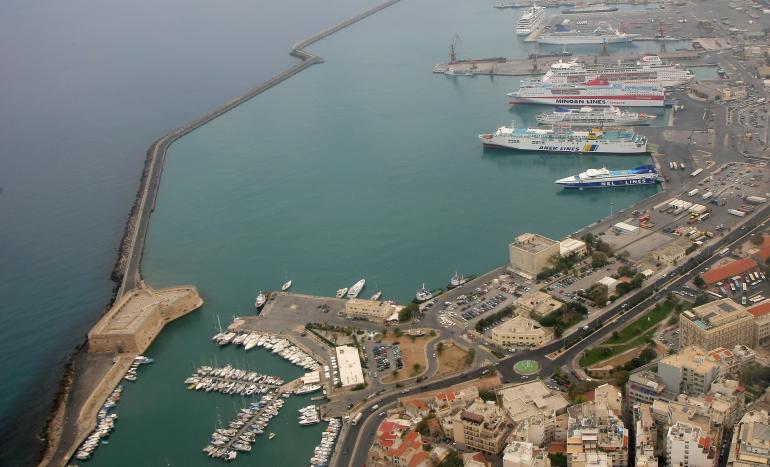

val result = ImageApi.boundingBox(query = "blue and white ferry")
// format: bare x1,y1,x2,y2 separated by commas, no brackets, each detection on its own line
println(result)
555,164,661,188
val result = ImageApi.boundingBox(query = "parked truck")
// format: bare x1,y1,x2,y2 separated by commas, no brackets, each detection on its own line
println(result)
702,191,714,200
688,188,700,197
728,209,746,217
351,412,363,425
746,196,767,205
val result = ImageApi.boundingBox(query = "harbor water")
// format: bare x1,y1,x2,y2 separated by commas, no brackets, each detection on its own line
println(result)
0,0,382,463
80,0,681,466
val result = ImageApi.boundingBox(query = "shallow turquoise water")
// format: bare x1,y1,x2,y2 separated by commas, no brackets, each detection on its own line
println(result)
85,1,676,465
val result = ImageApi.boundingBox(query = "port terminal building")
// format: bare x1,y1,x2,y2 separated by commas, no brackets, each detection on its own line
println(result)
508,233,586,278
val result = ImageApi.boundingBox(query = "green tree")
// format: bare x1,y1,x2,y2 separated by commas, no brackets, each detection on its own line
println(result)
591,251,609,268
465,349,475,367
436,342,445,356
693,275,706,288
589,283,609,306
751,234,764,246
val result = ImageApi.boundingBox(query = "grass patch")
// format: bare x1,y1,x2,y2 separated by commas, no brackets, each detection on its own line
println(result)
605,301,675,344
580,300,675,367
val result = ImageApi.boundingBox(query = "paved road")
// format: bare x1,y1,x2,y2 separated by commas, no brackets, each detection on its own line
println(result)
338,207,770,467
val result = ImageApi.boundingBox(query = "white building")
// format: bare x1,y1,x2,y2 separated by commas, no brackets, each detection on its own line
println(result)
727,410,770,467
598,276,620,295
335,345,364,387
667,422,717,467
503,441,550,467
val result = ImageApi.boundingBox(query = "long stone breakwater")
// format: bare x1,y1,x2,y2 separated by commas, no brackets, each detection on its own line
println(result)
40,1,403,465
113,0,402,298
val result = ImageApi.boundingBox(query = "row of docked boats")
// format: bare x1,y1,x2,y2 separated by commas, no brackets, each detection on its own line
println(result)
213,330,321,371
299,405,321,425
309,418,342,466
123,355,154,382
74,385,124,461
184,365,285,396
203,393,286,462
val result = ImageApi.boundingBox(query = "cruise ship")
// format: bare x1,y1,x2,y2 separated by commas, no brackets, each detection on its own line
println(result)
479,123,648,154
536,106,656,126
542,56,693,88
508,79,665,107
538,24,639,45
555,164,661,188
516,6,547,35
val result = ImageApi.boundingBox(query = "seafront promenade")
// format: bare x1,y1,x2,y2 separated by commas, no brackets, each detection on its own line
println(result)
40,1,403,465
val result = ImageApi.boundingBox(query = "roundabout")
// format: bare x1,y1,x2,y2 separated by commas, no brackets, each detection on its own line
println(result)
513,359,540,375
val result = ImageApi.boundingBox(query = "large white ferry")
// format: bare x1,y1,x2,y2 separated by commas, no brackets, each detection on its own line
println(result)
538,24,639,45
555,165,661,188
516,6,547,35
479,123,648,154
536,106,656,126
508,78,665,107
542,56,693,88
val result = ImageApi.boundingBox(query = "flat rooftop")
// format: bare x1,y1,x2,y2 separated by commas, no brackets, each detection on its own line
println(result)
511,233,558,253
682,298,751,329
335,345,364,388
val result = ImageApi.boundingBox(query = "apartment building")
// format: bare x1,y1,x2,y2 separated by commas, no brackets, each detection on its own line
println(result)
680,299,755,350
452,399,511,455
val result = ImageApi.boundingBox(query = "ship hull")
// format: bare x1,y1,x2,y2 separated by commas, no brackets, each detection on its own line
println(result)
537,36,634,45
509,96,664,107
558,177,659,188
536,117,653,126
481,136,647,154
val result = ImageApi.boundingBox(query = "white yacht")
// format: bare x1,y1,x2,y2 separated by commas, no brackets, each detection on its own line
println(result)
370,291,382,301
255,291,267,309
347,279,366,298
281,280,292,291
335,288,348,298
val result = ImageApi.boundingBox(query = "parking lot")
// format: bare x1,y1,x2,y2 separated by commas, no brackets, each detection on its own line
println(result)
428,285,515,331
362,342,403,379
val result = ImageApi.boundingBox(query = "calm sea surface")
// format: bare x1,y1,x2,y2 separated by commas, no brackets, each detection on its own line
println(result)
0,0,380,464
82,1,679,466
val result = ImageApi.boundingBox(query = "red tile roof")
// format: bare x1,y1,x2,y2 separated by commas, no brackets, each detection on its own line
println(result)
700,436,712,451
701,258,757,285
406,399,428,410
748,301,770,317
548,441,567,454
387,431,421,458
435,391,456,402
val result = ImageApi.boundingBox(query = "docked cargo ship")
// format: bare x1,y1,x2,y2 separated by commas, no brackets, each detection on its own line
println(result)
536,106,656,126
538,24,639,45
516,6,547,34
479,123,648,154
541,55,693,88
508,79,665,107
555,165,661,188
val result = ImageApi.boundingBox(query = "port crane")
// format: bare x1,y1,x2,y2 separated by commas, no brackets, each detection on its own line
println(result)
449,33,461,64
